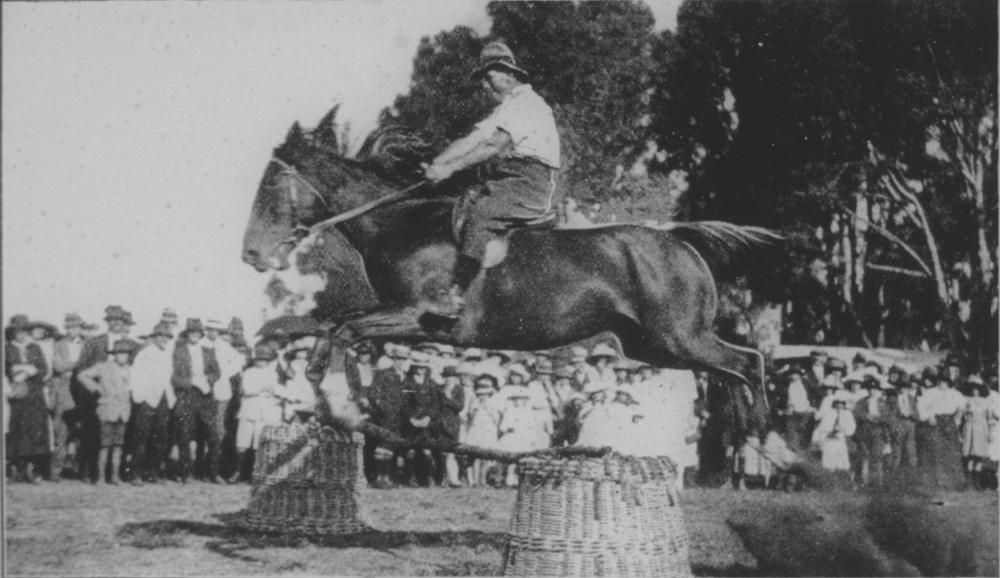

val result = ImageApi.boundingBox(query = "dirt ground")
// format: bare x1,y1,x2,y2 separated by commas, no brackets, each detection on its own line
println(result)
5,481,997,576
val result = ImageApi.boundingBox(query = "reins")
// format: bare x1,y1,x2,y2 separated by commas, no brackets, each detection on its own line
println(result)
271,156,427,238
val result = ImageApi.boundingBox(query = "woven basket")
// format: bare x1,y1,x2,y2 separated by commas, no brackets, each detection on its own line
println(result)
503,453,691,577
237,423,369,535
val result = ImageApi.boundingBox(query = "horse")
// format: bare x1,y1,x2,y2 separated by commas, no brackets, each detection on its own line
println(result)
242,108,780,427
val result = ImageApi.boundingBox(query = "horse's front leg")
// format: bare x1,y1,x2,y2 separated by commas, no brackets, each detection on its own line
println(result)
333,306,434,344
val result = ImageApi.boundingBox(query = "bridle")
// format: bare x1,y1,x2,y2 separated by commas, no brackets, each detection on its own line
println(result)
270,156,332,246
270,155,427,249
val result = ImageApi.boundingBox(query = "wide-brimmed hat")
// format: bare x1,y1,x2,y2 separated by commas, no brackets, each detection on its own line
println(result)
534,359,554,375
64,313,84,329
108,340,134,356
6,314,35,336
489,350,513,364
354,341,376,355
143,322,174,340
227,317,244,334
441,365,460,378
104,305,129,322
161,308,179,323
471,41,529,80
569,346,588,364
506,363,531,382
436,344,456,356
821,375,843,389
182,318,205,336
462,348,484,361
391,345,412,359
409,351,432,368
204,319,228,333
553,366,575,380
825,358,848,374
122,311,137,326
809,349,828,358
475,374,499,391
587,343,618,363
416,342,441,354
863,360,885,375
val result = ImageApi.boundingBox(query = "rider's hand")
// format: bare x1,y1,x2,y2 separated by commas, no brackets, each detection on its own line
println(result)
423,162,453,184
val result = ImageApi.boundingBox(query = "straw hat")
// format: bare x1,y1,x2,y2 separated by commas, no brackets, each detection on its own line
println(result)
587,343,618,363
204,319,228,333
569,346,588,364
409,351,432,368
462,348,485,361
64,313,84,329
534,359,554,375
506,363,531,382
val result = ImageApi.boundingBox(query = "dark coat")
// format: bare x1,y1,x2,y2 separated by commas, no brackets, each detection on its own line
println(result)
368,367,406,434
171,340,221,392
5,342,51,458
50,337,83,414
401,376,440,440
434,383,465,441
345,359,376,404
853,394,890,458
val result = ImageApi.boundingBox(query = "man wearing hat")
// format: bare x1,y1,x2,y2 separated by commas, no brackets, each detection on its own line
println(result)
364,344,410,487
345,341,378,412
422,40,562,323
49,314,86,480
203,318,246,476
127,322,177,484
171,319,223,483
77,340,136,484
853,371,892,486
75,306,139,482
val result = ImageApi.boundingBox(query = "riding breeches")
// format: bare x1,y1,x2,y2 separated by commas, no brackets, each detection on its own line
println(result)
460,157,556,262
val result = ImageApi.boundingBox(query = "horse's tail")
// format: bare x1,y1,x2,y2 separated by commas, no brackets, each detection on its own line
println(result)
657,221,783,281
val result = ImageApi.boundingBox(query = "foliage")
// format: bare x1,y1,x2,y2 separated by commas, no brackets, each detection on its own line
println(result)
651,0,998,367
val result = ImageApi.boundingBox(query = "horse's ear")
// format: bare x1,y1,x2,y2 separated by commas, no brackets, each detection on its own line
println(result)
286,121,305,145
315,105,340,149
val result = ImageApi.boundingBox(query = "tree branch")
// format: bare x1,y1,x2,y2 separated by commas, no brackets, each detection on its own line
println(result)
839,202,933,278
865,263,929,278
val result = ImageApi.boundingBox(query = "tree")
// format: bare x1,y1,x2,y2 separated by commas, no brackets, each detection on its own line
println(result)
651,0,997,366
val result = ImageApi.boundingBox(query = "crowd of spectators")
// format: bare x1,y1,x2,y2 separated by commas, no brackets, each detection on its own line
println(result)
765,350,999,490
5,306,997,493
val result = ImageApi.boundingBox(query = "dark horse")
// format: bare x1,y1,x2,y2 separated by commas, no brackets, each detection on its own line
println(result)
242,109,779,394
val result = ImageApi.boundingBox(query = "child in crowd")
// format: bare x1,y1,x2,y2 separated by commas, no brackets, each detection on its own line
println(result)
465,374,501,486
813,398,856,487
230,346,285,483
77,341,135,484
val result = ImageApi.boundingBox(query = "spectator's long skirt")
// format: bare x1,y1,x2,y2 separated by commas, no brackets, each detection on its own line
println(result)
7,382,51,459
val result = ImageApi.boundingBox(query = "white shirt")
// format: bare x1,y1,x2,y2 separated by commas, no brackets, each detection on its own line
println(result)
786,378,812,413
188,343,211,395
35,338,55,379
130,343,176,408
475,84,560,169
205,338,244,402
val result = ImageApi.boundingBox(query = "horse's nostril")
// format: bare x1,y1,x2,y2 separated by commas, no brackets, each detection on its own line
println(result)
243,249,259,264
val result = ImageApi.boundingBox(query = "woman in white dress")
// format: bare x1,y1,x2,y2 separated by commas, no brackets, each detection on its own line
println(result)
465,374,502,486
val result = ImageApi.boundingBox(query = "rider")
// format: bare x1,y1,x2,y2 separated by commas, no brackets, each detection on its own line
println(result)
422,40,561,322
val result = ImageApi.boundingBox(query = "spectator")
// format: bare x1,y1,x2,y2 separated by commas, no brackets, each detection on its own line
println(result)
5,315,51,483
400,352,439,487
960,376,992,487
171,318,223,484
498,391,539,486
345,341,377,409
585,343,618,390
803,349,829,407
127,322,176,484
230,345,285,484
204,319,245,478
732,382,771,491
365,345,409,488
916,371,965,489
575,382,613,448
853,372,891,486
77,340,135,485
50,314,85,481
75,305,138,483
783,366,813,452
465,374,501,486
282,347,317,422
437,365,465,487
813,398,856,486
886,371,919,474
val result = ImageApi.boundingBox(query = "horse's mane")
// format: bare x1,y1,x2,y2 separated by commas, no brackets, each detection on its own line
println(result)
354,125,432,184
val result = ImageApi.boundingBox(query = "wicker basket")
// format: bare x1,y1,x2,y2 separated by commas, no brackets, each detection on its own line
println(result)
237,423,369,535
503,453,691,577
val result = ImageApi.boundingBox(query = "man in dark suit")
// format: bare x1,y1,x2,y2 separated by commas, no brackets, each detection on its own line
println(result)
365,344,409,488
74,305,138,482
171,318,223,483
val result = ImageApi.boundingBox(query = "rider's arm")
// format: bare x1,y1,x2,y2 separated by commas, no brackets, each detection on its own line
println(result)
425,128,514,183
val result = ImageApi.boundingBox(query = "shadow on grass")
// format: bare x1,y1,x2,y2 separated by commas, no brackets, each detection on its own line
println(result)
117,516,509,575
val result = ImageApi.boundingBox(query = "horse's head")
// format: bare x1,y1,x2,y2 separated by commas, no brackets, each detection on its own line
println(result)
242,106,430,272
242,110,343,272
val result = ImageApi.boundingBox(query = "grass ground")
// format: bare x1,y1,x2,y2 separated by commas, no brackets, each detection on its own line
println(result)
4,481,997,576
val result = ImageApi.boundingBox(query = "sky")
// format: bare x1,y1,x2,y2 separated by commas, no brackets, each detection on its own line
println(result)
2,0,680,338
